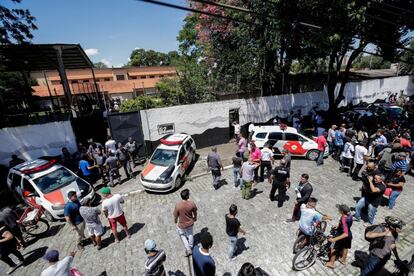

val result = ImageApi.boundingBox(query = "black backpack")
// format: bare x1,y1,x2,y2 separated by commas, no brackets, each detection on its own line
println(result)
365,224,386,250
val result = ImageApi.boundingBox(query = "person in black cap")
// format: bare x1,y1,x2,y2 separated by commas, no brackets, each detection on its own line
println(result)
41,250,77,276
326,204,353,269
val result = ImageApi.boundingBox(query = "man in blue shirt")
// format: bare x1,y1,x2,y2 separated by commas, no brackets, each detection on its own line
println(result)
333,127,345,161
64,191,86,250
391,153,409,173
79,155,95,183
192,232,215,276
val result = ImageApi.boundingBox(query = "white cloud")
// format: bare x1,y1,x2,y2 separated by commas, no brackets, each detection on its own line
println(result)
100,58,112,67
115,63,124,68
85,48,99,56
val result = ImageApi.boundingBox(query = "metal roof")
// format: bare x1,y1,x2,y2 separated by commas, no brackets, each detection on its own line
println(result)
0,44,94,71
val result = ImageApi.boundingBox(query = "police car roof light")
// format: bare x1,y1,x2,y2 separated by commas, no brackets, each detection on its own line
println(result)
21,159,57,175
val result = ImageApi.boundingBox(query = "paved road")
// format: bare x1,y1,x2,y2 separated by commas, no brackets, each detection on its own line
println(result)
2,156,414,276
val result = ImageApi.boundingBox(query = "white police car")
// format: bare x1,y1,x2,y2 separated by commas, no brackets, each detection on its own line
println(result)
7,159,95,221
140,133,196,192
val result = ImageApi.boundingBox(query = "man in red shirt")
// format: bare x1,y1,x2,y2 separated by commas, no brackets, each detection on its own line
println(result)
316,132,328,166
249,142,262,187
173,189,198,256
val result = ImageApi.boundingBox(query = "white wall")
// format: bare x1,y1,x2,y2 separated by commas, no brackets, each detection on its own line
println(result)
140,75,414,142
0,121,77,166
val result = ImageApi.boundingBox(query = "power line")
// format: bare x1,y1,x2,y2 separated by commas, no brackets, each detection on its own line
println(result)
138,0,414,60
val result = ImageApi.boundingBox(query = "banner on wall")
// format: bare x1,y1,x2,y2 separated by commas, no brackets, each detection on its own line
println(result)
0,121,77,166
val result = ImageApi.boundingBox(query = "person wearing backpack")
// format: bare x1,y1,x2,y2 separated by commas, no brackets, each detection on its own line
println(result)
353,174,386,226
361,216,404,276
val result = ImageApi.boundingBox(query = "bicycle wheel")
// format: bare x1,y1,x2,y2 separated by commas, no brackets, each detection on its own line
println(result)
293,234,307,254
24,219,50,237
292,246,318,271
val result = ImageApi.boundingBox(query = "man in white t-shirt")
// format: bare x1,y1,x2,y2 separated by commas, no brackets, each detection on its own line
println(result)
299,198,331,236
352,141,368,181
101,187,130,242
41,250,76,276
105,135,117,154
248,123,255,140
340,138,355,176
260,143,274,182
232,121,241,140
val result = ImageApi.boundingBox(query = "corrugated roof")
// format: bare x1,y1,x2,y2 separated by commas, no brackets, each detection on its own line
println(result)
0,44,93,71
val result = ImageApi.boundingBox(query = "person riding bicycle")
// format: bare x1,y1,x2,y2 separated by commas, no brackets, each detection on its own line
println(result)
361,216,404,276
326,204,353,269
298,197,331,238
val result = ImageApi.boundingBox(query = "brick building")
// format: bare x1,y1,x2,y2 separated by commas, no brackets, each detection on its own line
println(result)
31,66,177,108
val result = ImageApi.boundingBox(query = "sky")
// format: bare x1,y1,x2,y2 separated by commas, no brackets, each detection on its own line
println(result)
5,0,188,67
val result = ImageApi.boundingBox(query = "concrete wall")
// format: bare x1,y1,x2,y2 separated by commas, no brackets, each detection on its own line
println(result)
0,121,77,166
140,75,414,148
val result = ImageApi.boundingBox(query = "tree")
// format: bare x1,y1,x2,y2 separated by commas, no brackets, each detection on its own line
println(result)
119,95,161,112
352,54,391,70
128,49,179,67
398,39,414,75
93,62,108,68
0,0,37,44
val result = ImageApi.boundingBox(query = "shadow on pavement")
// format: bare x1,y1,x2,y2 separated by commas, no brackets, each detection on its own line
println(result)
23,246,48,266
168,270,186,276
235,237,250,257
25,223,65,247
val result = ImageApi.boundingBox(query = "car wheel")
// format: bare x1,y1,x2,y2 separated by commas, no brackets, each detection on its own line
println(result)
191,151,196,163
44,210,55,222
175,176,182,189
306,150,319,161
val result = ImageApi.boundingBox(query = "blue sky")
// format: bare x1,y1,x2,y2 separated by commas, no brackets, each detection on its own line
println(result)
6,0,187,67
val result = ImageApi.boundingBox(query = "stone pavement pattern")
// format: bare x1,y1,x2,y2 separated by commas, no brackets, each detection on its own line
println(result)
2,156,414,276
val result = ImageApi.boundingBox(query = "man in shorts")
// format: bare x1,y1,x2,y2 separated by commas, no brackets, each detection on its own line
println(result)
101,187,130,243
79,199,104,250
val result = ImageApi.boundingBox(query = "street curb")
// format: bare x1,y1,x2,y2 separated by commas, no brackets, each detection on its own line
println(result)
123,165,233,196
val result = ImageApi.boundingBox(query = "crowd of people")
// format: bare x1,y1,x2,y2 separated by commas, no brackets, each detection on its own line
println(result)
1,103,413,275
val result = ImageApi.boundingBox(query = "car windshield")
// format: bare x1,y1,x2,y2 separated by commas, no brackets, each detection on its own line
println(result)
386,107,403,115
150,149,178,166
33,167,76,194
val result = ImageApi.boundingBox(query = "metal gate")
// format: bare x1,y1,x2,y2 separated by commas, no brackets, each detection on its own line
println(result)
107,111,146,157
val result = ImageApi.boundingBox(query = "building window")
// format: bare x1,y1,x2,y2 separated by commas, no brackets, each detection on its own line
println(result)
130,76,137,79
83,80,89,83
149,75,155,79
141,76,147,79
159,75,164,78
104,78,110,81
71,80,78,84
116,75,125,81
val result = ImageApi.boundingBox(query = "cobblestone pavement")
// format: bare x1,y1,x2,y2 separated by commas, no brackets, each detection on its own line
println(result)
2,156,414,276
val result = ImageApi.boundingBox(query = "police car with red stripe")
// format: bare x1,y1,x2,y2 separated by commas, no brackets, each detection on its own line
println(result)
7,159,95,221
252,125,328,160
140,133,196,192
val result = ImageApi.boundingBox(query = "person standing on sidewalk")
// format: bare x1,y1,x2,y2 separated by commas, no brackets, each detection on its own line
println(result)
144,239,167,276
41,250,79,276
64,191,86,250
237,133,247,159
353,175,386,226
79,199,104,250
352,141,368,181
173,189,198,256
101,187,130,243
315,132,328,166
207,147,224,190
232,155,243,189
327,125,337,155
225,204,246,260
104,151,121,187
0,221,24,274
259,143,273,182
0,206,25,248
240,159,259,200
192,231,216,276
269,159,290,207
287,174,313,222
282,149,292,170
248,142,262,188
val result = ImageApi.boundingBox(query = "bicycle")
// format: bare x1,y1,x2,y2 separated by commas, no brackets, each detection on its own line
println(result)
292,227,335,271
292,219,328,254
392,254,414,276
17,205,50,237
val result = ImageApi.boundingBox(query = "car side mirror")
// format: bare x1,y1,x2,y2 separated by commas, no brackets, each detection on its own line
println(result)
178,160,184,165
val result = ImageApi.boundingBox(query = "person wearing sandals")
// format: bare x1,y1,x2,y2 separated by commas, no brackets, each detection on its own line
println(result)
326,204,353,268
